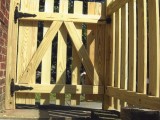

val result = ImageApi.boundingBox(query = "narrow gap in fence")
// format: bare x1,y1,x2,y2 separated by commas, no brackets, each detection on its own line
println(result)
51,34,58,84
36,21,44,84
39,0,45,12
54,0,59,13
83,1,88,14
66,35,72,85
68,0,74,13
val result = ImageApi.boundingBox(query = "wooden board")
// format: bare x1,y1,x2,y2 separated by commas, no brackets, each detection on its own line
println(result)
114,9,121,110
148,0,159,96
121,3,128,107
128,0,136,92
64,22,100,86
56,0,68,105
40,0,54,105
18,21,62,83
137,0,147,94
16,84,104,94
71,1,83,106
5,0,20,109
106,86,160,110
103,0,115,109
107,0,129,15
16,0,39,105
85,2,105,101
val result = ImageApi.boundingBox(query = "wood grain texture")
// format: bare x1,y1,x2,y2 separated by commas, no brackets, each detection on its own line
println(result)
19,21,62,83
65,22,100,86
107,0,129,15
148,0,159,97
56,0,68,105
106,86,160,110
137,0,147,94
128,0,136,92
20,12,105,24
16,84,104,94
114,9,121,110
121,3,128,91
16,0,39,105
103,0,115,110
71,1,83,106
41,0,54,105
120,3,128,107
5,0,20,109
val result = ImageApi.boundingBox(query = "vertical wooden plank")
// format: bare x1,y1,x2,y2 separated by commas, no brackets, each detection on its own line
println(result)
128,0,137,92
16,0,39,104
137,0,147,94
102,0,115,110
56,0,68,105
103,0,115,110
148,0,159,96
40,0,54,105
121,3,128,107
5,0,20,109
114,8,121,110
86,2,104,101
70,1,83,106
86,2,97,101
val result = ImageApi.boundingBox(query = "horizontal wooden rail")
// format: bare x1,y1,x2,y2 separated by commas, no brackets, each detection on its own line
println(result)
19,12,106,24
106,86,160,110
107,0,129,15
16,84,104,94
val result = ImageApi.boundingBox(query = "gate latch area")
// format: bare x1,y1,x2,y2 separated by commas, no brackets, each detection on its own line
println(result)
10,79,33,97
14,6,37,24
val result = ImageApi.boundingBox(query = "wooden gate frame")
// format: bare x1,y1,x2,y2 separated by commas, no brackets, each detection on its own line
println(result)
5,0,106,109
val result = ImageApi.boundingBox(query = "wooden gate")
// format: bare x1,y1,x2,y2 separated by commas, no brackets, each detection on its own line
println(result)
5,0,106,109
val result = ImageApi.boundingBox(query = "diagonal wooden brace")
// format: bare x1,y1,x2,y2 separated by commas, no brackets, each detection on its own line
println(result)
18,21,63,83
64,22,101,85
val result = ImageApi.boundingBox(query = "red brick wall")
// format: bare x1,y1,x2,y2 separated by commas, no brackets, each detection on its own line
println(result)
0,0,10,111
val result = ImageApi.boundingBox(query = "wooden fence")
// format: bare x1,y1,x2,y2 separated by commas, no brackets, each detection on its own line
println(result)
104,0,160,110
5,0,106,109
5,0,160,111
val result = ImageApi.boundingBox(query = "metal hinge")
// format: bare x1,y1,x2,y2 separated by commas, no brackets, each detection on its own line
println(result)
10,79,33,97
14,6,37,24
99,16,112,24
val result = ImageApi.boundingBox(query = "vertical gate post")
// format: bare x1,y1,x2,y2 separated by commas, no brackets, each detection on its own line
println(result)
5,0,20,109
103,0,114,110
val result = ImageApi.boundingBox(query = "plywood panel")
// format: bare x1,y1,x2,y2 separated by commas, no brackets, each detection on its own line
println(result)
16,0,39,105
40,0,54,105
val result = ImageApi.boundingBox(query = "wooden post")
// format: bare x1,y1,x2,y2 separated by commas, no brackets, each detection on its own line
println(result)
114,8,121,110
148,0,159,97
137,0,147,94
128,0,137,92
5,0,20,109
103,0,115,110
16,0,39,105
120,3,128,107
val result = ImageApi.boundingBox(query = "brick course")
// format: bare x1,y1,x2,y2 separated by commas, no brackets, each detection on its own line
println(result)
0,0,10,112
